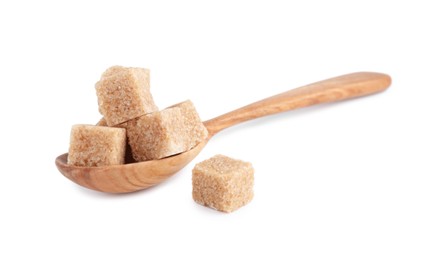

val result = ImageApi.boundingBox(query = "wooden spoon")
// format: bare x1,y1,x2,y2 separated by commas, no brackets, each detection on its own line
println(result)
55,72,391,193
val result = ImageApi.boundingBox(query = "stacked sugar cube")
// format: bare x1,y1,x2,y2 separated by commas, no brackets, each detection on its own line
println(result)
67,66,208,167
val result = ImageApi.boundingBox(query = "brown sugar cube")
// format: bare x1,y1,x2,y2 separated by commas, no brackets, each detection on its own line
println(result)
68,124,126,167
95,118,135,163
121,100,208,161
95,66,158,126
192,155,254,213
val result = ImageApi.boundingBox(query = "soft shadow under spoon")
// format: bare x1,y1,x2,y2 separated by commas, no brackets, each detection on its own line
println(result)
55,72,391,193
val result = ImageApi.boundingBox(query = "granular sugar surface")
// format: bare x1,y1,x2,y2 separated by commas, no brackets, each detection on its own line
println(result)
192,155,254,213
68,124,126,167
95,66,157,126
122,100,208,161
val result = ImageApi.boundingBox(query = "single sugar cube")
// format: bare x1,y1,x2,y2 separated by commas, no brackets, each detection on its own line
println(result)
95,66,158,126
95,118,135,163
192,155,254,213
68,124,126,167
121,100,208,161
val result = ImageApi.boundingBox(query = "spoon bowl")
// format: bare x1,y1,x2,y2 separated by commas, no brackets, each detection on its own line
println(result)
56,139,208,193
55,72,391,193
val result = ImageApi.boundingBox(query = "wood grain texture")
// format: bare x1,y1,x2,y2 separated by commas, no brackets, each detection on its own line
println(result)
204,72,391,136
55,72,391,193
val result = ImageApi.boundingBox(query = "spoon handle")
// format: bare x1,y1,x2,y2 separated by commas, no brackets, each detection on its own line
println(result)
204,72,391,136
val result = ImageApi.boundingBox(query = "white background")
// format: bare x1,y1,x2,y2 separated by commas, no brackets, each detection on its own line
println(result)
1,0,442,259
